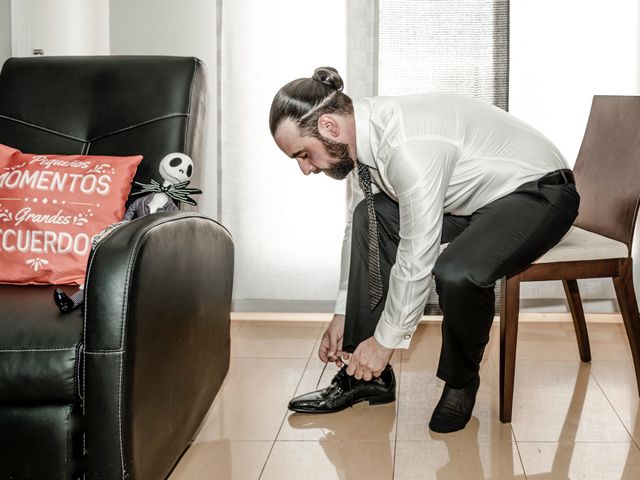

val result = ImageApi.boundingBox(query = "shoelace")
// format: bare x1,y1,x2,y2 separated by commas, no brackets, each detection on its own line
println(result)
315,355,351,390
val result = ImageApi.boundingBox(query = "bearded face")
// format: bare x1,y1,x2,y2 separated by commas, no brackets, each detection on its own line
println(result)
316,134,355,180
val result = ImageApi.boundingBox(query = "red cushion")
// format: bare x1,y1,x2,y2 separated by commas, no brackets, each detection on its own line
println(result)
0,143,142,285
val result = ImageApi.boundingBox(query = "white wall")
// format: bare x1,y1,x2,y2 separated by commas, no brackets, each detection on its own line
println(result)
109,0,218,219
11,0,109,57
0,0,11,67
511,0,640,310
510,0,640,164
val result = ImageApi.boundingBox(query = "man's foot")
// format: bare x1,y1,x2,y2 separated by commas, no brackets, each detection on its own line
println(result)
53,288,76,313
429,374,480,433
288,364,396,413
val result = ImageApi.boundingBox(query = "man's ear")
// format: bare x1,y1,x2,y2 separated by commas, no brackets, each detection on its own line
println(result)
317,114,340,138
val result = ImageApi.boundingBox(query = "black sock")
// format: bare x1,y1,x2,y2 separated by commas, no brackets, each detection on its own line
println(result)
429,374,480,433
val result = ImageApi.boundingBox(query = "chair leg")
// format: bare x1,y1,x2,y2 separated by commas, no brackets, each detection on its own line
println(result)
612,258,640,397
500,274,520,423
562,279,592,362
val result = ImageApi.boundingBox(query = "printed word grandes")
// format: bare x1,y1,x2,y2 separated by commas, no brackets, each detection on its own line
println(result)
14,207,72,227
0,170,111,196
0,228,91,255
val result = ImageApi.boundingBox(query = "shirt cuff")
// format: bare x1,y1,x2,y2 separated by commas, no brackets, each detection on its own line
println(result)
334,291,347,316
374,317,416,349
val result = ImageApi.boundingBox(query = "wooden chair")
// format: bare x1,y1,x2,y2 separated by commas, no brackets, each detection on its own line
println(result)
500,95,640,423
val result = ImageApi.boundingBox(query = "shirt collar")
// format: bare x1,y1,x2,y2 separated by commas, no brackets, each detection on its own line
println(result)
353,98,376,169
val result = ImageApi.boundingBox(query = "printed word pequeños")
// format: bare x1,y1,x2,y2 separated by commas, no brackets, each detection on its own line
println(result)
29,156,90,169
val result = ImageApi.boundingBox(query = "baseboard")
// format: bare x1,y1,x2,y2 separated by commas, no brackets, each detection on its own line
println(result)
230,312,623,324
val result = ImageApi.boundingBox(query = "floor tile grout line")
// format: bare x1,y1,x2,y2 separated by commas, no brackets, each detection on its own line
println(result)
256,438,277,480
231,356,319,360
258,349,316,480
512,426,529,480
588,368,640,450
391,352,404,480
515,440,639,444
269,439,403,442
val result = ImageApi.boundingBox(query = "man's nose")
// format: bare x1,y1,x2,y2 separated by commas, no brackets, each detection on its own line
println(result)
298,159,316,175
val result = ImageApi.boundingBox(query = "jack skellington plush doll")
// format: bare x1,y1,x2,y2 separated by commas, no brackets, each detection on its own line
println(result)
53,152,202,313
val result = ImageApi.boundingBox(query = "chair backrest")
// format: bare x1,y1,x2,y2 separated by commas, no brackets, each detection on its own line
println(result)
0,55,207,200
573,95,640,249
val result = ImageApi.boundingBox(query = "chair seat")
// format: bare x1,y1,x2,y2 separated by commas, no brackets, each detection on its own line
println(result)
0,285,82,403
533,226,628,264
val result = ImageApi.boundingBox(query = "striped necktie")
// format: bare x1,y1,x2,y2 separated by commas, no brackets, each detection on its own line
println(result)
356,161,384,311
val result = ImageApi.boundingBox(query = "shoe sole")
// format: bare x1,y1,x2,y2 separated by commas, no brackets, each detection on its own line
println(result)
289,392,396,414
428,414,472,433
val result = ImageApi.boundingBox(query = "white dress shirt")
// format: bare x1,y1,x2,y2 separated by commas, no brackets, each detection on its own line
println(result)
334,93,568,349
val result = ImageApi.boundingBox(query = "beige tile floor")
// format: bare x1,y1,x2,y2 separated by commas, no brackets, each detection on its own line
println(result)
169,319,640,479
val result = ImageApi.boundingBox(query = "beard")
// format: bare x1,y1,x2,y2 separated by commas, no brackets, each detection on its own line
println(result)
317,135,355,180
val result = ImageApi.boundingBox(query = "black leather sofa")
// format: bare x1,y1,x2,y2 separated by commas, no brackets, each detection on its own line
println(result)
0,56,233,479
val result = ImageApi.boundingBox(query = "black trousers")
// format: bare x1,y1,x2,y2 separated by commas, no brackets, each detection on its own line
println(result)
342,174,580,388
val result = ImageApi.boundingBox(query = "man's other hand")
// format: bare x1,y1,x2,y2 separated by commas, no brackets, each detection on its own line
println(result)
345,336,393,381
318,314,345,365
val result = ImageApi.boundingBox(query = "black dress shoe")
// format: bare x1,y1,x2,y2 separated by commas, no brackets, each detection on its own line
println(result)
429,374,480,433
288,364,396,413
53,288,76,313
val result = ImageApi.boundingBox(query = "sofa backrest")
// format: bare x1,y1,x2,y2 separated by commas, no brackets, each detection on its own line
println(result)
0,55,207,203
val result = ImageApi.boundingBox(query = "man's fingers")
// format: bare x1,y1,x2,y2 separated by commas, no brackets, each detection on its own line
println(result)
327,331,340,358
318,334,330,362
318,345,328,362
363,371,373,381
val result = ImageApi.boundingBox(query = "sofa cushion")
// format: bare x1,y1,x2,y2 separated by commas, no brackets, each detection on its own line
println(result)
0,142,142,285
0,284,82,402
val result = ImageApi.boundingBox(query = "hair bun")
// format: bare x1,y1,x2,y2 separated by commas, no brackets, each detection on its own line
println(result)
312,67,344,91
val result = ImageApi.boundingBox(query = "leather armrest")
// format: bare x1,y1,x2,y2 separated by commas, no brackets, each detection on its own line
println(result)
82,211,234,479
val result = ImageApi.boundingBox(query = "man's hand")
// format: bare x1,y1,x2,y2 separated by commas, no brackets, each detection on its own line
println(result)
345,336,393,381
318,314,345,365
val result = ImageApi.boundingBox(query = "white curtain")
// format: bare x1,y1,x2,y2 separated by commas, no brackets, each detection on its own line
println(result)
378,0,509,109
218,0,511,312
218,0,348,312
218,0,617,313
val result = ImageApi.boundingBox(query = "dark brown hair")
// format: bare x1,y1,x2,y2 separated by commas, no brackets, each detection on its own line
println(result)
269,67,353,137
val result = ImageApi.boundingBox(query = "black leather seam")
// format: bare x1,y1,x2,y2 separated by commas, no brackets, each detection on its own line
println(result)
117,353,125,476
87,113,189,143
85,350,123,354
0,114,87,142
80,214,131,471
0,112,189,145
75,342,84,402
0,347,75,352
184,59,198,151
65,404,72,477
